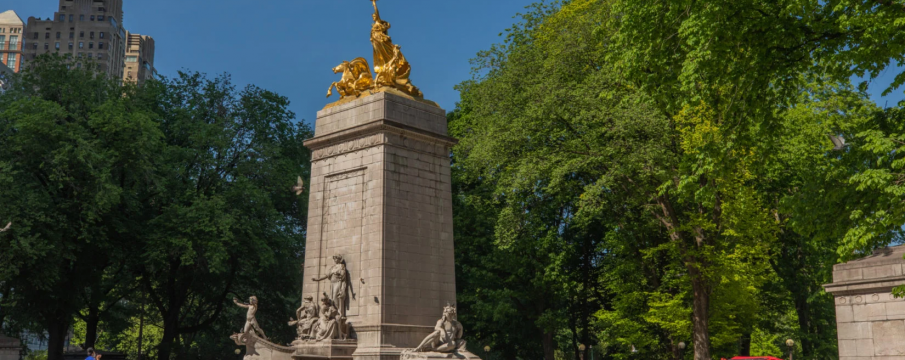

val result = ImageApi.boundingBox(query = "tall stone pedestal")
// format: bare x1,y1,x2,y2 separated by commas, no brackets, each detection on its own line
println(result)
0,335,19,360
303,91,458,360
825,245,905,359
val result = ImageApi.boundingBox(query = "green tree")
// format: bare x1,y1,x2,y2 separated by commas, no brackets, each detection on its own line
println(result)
606,0,905,358
136,71,311,360
0,55,163,360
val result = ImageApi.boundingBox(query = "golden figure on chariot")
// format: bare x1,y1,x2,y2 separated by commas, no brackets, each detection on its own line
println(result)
327,0,423,101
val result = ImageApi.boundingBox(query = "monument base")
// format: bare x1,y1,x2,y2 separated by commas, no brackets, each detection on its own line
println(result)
292,339,357,360
230,333,358,360
400,350,481,360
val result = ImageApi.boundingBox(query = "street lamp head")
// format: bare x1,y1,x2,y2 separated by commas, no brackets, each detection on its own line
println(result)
678,342,686,350
483,346,490,353
786,339,795,347
234,349,241,355
579,344,586,351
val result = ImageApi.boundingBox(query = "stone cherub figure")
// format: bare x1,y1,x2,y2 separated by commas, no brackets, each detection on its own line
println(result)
288,295,318,340
233,296,268,340
312,254,355,318
412,304,466,353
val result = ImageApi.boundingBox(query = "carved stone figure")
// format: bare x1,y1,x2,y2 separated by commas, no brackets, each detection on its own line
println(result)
413,304,466,353
233,296,268,340
327,57,374,99
314,292,341,341
368,0,422,98
288,295,318,340
312,254,354,318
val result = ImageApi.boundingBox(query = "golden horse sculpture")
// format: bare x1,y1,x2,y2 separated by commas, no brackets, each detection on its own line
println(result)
327,0,423,101
326,57,374,99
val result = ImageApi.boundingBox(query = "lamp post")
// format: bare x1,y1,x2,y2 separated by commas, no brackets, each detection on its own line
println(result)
678,342,686,359
579,344,586,360
785,339,795,360
483,345,490,360
235,348,241,360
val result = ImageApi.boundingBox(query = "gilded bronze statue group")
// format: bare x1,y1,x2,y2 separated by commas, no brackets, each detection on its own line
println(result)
327,0,424,100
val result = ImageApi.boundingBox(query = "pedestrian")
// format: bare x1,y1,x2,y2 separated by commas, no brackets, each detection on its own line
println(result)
86,347,102,360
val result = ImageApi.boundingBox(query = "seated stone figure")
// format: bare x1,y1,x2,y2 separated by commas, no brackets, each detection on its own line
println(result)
314,292,341,341
289,295,318,340
413,304,466,353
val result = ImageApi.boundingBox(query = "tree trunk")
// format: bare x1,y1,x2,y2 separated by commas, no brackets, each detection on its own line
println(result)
46,317,71,360
689,265,711,360
793,288,813,356
541,331,556,360
157,314,180,360
84,306,100,349
738,332,751,356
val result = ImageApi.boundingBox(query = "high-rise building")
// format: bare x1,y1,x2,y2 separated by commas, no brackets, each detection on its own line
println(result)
22,0,127,78
123,31,154,84
0,10,25,72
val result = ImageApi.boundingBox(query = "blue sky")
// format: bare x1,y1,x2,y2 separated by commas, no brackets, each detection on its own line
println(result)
5,0,536,125
4,0,904,125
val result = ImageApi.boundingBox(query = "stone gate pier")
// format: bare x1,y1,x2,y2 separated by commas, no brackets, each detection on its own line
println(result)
825,245,905,359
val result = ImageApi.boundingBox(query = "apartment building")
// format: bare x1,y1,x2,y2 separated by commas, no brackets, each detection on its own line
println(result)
0,10,24,72
23,0,127,78
123,31,154,84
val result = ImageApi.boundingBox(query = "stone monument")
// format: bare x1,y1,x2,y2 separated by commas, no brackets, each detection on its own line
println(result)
229,1,479,360
0,335,20,360
824,245,905,358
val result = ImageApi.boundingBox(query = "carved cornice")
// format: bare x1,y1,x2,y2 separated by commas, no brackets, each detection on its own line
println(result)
307,120,457,161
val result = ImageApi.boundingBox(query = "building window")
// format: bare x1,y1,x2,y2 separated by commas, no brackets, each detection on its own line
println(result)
78,52,83,58
44,43,49,50
90,32,94,39
88,42,93,49
79,15,84,21
99,32,105,39
0,36,5,50
33,32,39,39
33,43,38,50
7,54,15,68
78,42,83,49
58,14,65,22
98,42,104,49
68,42,73,50
9,36,17,50
98,15,105,21
56,32,61,39
69,15,73,22
69,32,73,39
125,55,138,63
76,62,81,68
90,15,95,21
45,32,50,39
87,53,92,59
55,42,60,50
97,53,103,60
79,31,83,38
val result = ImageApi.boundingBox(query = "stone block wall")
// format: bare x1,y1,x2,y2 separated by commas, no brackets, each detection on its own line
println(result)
825,245,905,359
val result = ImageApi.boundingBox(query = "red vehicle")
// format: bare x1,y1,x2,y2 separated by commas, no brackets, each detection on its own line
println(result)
721,357,785,360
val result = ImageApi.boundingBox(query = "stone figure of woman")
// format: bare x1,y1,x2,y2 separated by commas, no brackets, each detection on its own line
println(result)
312,254,354,318
315,292,341,341
367,0,422,97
